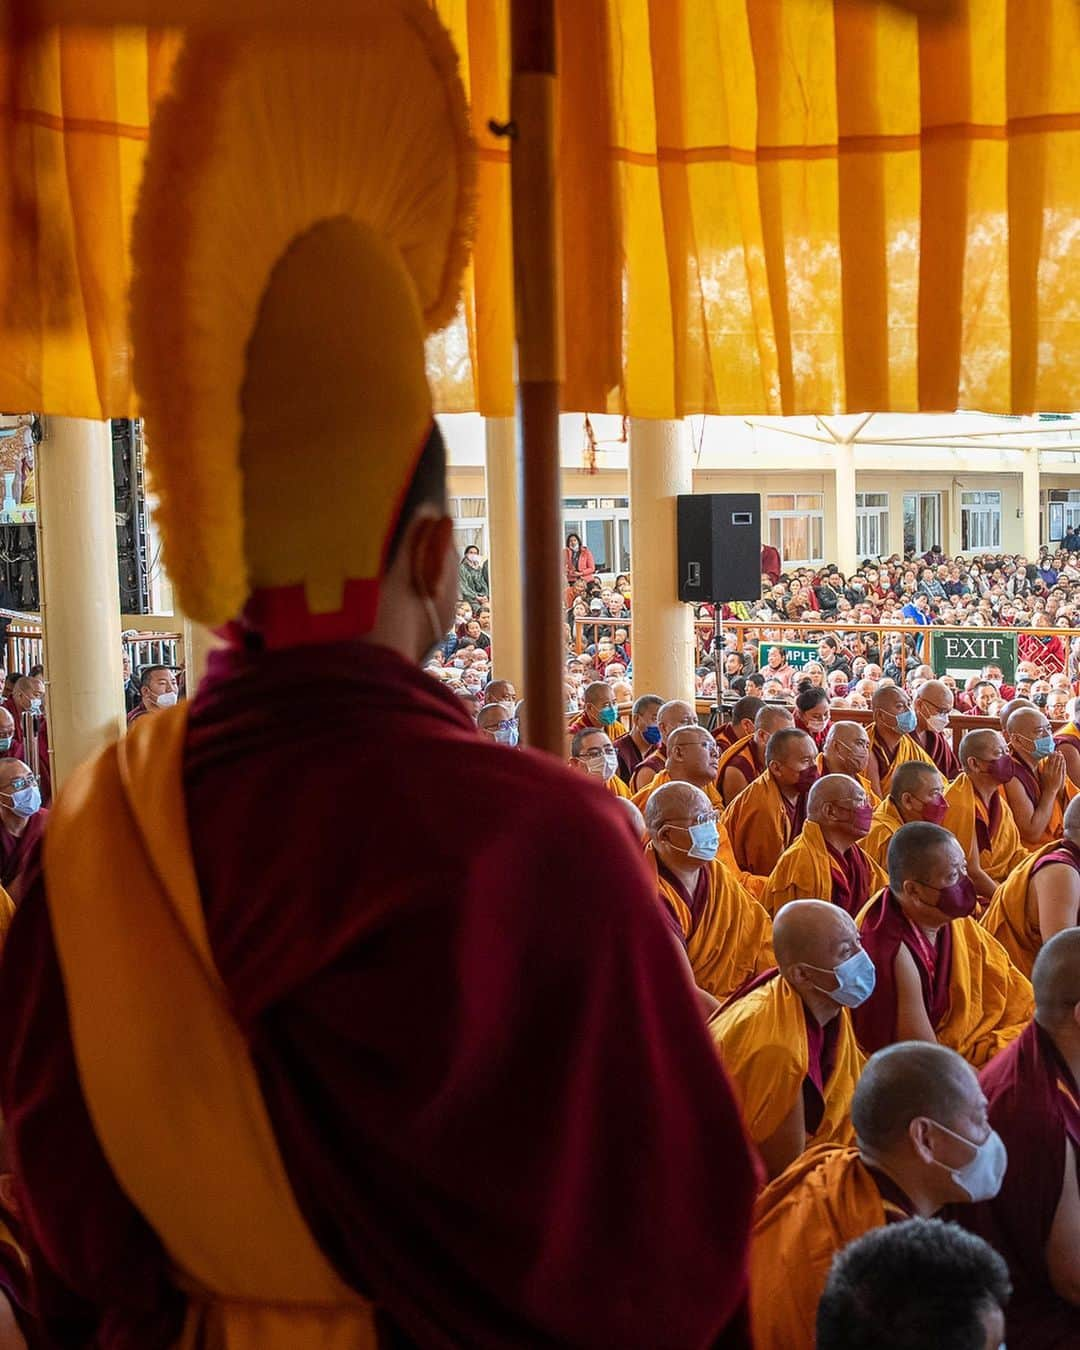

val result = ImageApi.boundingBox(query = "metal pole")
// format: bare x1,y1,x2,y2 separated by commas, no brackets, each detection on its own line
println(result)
511,0,564,754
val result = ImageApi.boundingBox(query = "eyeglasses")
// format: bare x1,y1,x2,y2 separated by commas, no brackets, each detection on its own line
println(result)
488,718,518,734
4,774,36,792
675,811,720,827
579,747,617,761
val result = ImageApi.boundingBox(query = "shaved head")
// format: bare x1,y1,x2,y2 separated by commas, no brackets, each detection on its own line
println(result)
612,795,646,840
807,772,865,822
644,781,711,835
583,680,614,708
852,1042,979,1153
825,721,869,754
756,705,795,737
958,727,1005,768
773,898,858,973
657,699,697,739
999,696,1034,733
886,821,955,892
1033,928,1080,1030
731,695,764,727
484,679,517,706
915,679,952,709
766,727,815,766
1064,794,1080,845
476,702,512,732
1006,705,1048,739
888,760,941,807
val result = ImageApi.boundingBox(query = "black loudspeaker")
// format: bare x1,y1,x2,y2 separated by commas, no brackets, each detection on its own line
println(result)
677,493,762,603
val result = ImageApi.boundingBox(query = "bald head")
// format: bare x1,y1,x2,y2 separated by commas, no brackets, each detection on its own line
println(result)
886,820,956,892
806,772,867,823
852,1042,980,1153
612,795,646,841
872,684,910,721
583,680,615,709
1033,928,1080,1031
773,899,859,973
756,705,794,739
476,702,513,733
484,679,517,706
1005,704,1049,742
999,696,1035,734
889,760,943,810
666,724,720,787
644,780,711,836
823,720,870,775
959,727,1007,774
1064,794,1080,845
914,679,953,715
766,727,816,767
657,699,697,741
0,707,14,742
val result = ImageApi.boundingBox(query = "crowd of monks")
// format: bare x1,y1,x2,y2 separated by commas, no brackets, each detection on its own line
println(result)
550,679,1080,1347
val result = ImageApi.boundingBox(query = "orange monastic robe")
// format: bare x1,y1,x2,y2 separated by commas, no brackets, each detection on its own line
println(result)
722,772,801,884
867,726,934,794
1006,750,1079,846
863,797,904,871
605,774,631,799
648,845,774,1000
981,839,1080,978
814,753,879,807
711,975,863,1152
943,773,1029,883
631,772,722,813
761,820,886,918
716,733,763,804
749,1145,912,1350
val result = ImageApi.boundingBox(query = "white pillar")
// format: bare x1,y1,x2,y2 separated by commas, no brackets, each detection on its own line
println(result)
484,416,525,691
834,442,857,574
628,418,694,699
1022,450,1040,559
37,417,125,788
181,617,221,698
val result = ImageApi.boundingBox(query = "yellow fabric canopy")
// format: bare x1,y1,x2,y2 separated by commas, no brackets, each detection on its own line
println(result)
3,0,1080,420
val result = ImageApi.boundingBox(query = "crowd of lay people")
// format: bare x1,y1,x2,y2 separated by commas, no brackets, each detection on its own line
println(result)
428,544,1080,1347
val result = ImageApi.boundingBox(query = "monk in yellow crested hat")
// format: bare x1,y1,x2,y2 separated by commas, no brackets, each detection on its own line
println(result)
0,5,759,1345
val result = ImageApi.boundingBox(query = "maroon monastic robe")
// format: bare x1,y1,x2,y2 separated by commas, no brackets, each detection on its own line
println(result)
852,889,953,1054
0,641,758,1349
912,725,960,779
0,807,45,890
959,1022,1080,1348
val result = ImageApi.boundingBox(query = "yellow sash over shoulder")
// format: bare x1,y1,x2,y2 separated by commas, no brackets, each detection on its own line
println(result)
42,707,375,1350
761,820,886,918
710,975,862,1149
943,773,1029,883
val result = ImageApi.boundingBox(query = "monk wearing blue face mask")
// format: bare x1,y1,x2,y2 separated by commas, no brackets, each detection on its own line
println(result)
866,684,935,797
0,759,44,893
568,680,627,742
1004,704,1077,848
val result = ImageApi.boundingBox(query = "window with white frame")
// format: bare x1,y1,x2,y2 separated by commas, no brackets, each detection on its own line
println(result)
855,492,889,560
562,496,631,574
766,493,825,568
960,490,1002,552
449,496,488,560
1048,489,1080,538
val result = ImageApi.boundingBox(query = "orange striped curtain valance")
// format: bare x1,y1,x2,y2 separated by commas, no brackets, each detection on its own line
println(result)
2,1,1080,421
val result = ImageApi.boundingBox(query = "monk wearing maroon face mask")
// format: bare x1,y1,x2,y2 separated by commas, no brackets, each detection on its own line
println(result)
853,823,1032,1069
864,762,948,871
943,729,1030,901
723,729,819,888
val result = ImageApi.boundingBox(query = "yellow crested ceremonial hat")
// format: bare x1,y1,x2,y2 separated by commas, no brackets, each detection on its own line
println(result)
129,3,474,645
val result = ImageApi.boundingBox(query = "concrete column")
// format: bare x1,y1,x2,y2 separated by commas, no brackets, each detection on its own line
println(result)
834,442,858,574
628,418,694,699
483,416,525,691
1022,451,1041,559
37,417,125,788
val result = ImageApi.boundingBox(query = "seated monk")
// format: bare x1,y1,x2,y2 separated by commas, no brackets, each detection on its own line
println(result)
998,695,1034,737
568,727,631,798
710,899,869,1179
794,686,831,751
611,795,646,840
943,729,1030,899
818,721,878,804
714,695,763,752
982,795,1080,978
475,703,519,747
1004,704,1076,848
865,685,934,798
613,693,662,785
644,782,773,1002
632,724,721,810
863,761,948,871
722,728,819,885
482,678,517,708
567,680,628,742
750,1041,1006,1350
763,775,885,918
0,709,14,762
629,698,697,793
853,822,1033,1068
0,759,45,897
718,704,793,807
1054,708,1080,789
957,929,1080,1347
911,678,960,780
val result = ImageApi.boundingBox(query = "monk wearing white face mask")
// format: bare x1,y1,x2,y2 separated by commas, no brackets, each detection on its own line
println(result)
127,665,180,725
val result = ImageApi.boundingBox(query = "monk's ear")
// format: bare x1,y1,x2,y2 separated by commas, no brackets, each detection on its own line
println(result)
408,514,455,601
907,1116,936,1163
